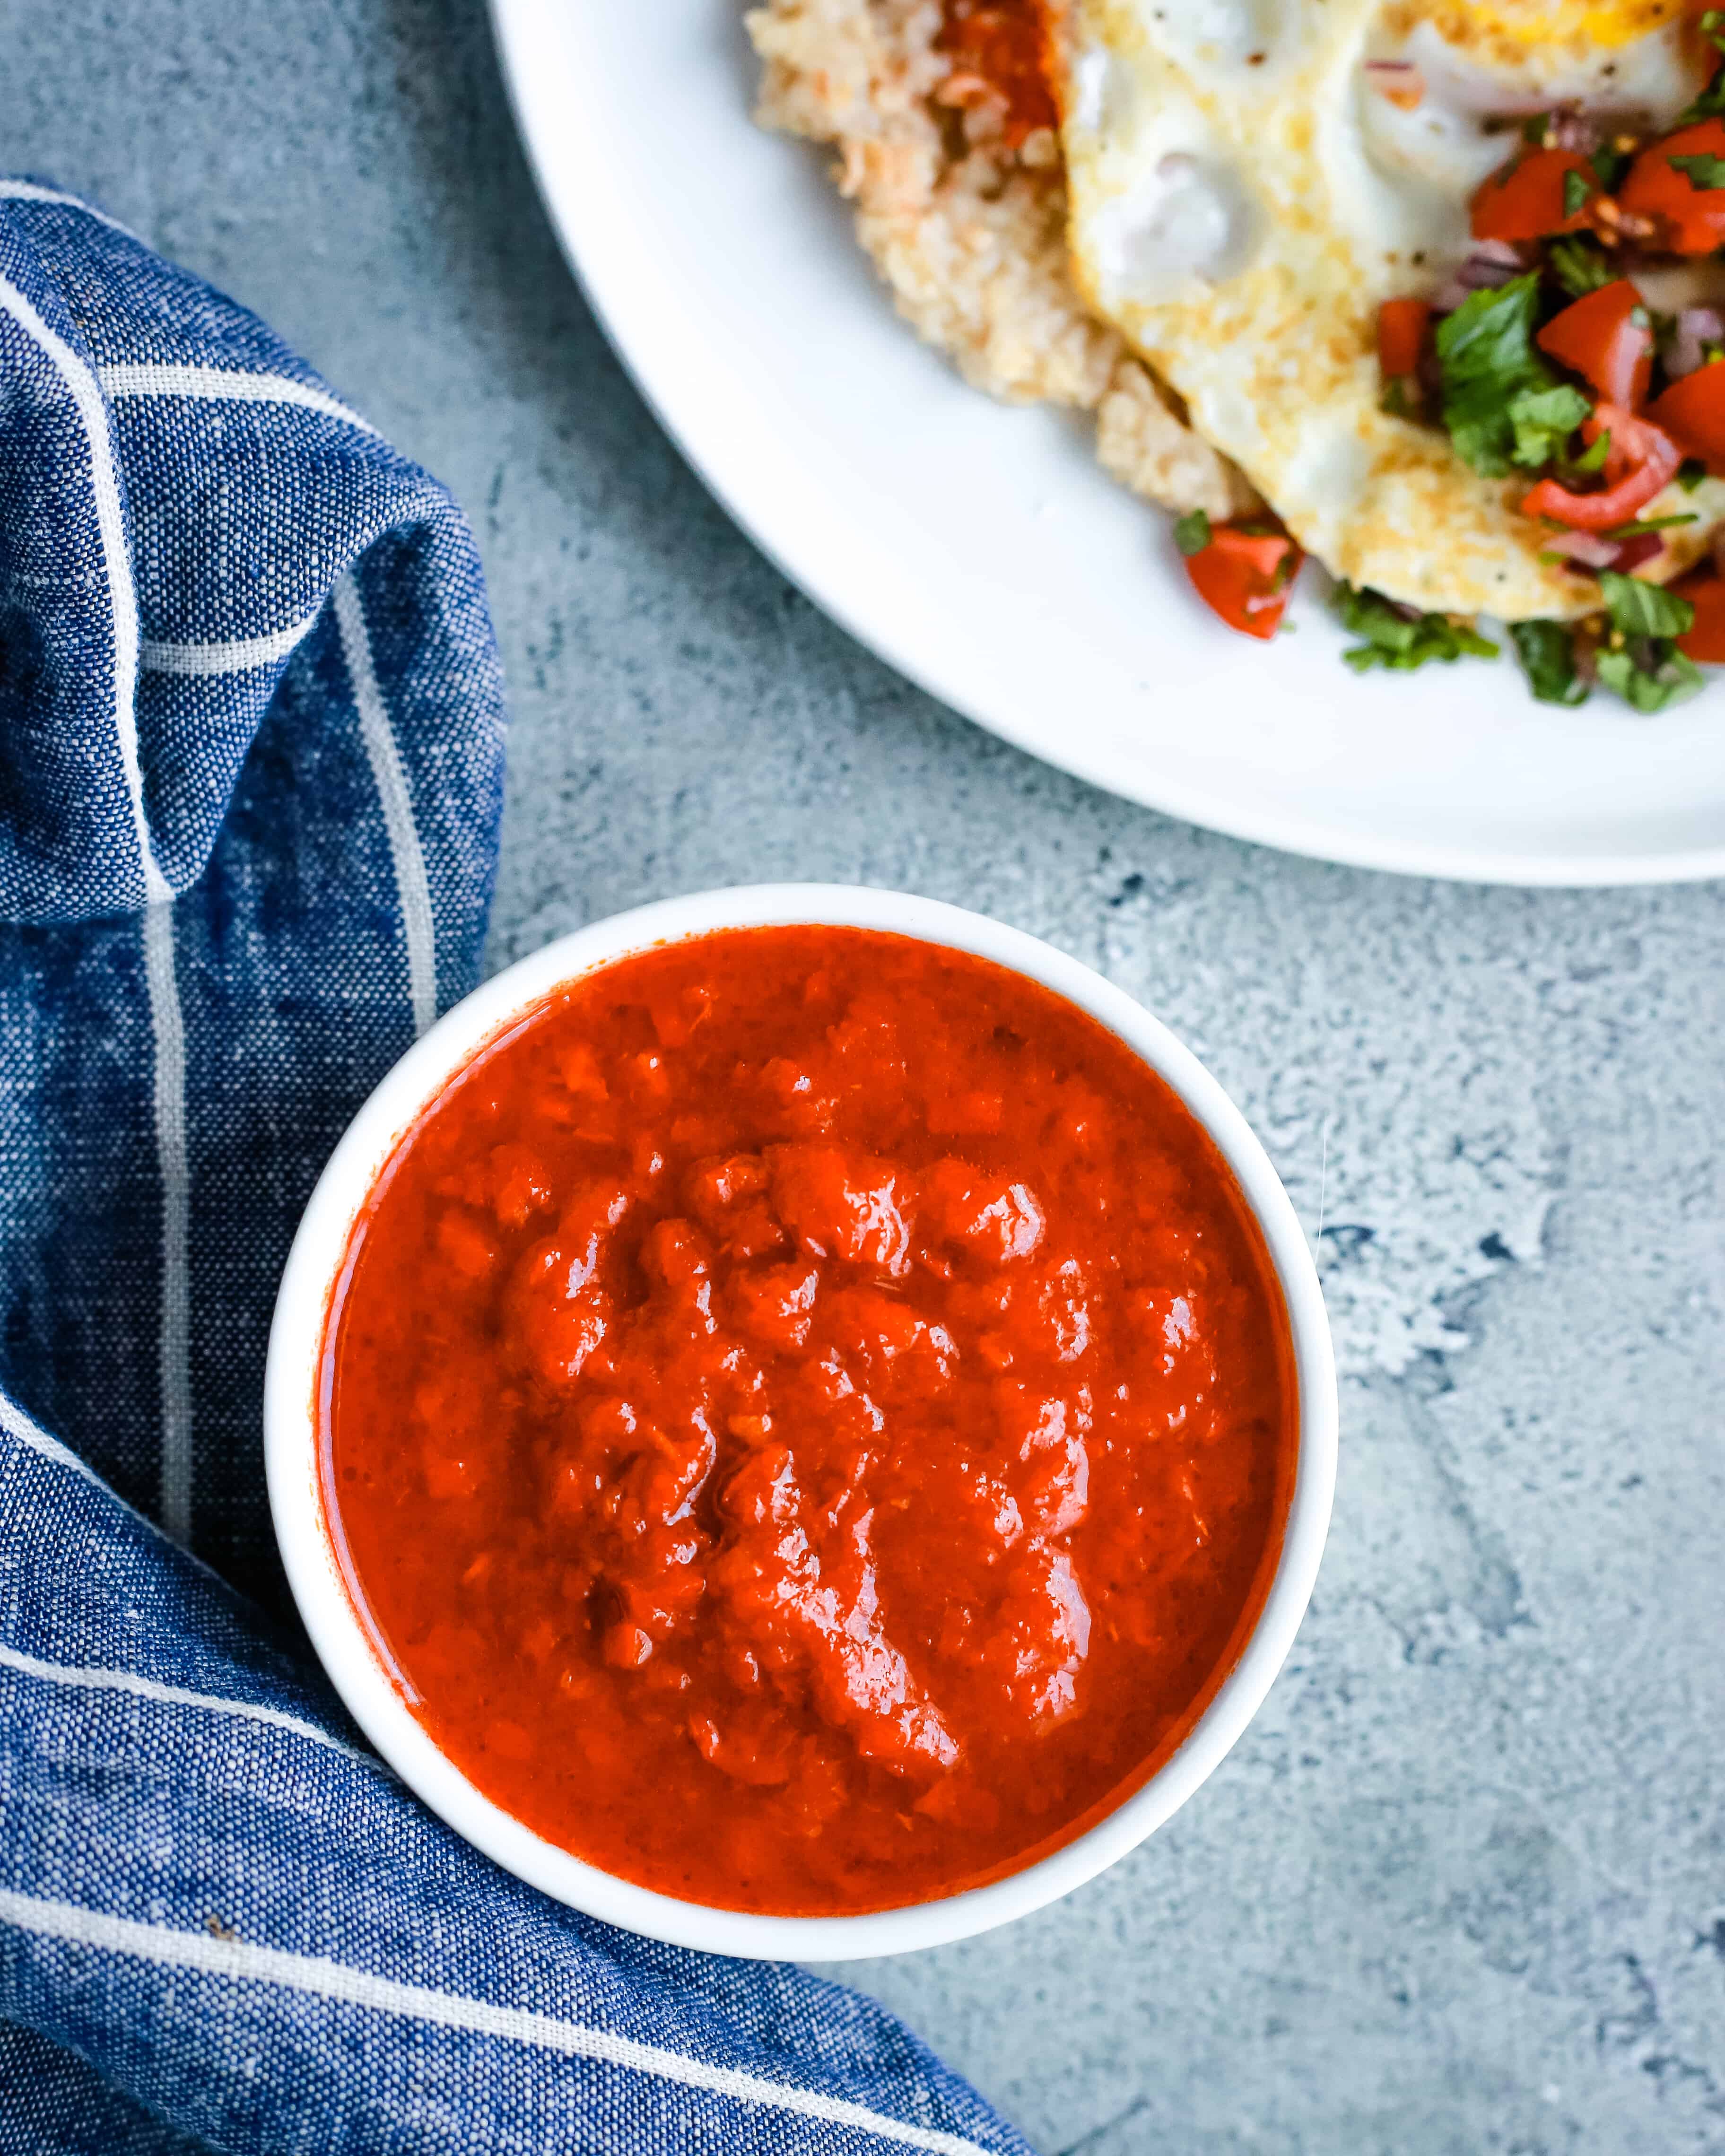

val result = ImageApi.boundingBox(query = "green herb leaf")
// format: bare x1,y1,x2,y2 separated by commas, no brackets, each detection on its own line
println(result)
1669,152,1725,191
1572,427,1612,473
1174,509,1211,557
1603,514,1699,537
1546,237,1614,298
1599,569,1696,640
1435,275,1559,477
1334,583,1500,673
1588,572,1706,712
1595,644,1706,712
1675,29,1725,130
1509,619,1589,705
1680,458,1709,492
1506,381,1593,469
1590,144,1629,192
1561,168,1594,217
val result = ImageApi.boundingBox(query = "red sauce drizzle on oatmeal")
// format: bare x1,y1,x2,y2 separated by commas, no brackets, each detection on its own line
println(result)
937,0,1058,148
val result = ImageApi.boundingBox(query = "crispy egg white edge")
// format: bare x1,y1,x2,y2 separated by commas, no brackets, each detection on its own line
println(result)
1054,0,1725,621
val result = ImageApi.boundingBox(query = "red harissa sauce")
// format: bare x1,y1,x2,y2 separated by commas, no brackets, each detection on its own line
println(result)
322,927,1297,1915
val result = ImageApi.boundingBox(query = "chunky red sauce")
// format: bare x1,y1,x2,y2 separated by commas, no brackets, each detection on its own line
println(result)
937,0,1058,149
322,927,1297,1914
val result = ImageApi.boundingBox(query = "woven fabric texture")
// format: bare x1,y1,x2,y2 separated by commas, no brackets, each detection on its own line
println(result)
0,180,1030,2156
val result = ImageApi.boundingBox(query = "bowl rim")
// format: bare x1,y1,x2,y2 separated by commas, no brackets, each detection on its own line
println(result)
265,882,1338,1960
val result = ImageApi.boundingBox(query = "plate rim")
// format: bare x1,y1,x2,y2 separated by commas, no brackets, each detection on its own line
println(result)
487,0,1725,889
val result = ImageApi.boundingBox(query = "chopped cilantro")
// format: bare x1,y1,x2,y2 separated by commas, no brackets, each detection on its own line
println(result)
1561,169,1594,217
1668,152,1725,191
1546,236,1614,297
1595,645,1705,711
1598,571,1695,641
1590,144,1629,192
1174,509,1211,556
1680,458,1710,492
1593,572,1705,712
1509,620,1589,706
1334,584,1499,672
1506,381,1593,469
1435,275,1562,478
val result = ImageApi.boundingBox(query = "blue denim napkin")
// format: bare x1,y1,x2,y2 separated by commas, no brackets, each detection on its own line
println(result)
0,178,1031,2156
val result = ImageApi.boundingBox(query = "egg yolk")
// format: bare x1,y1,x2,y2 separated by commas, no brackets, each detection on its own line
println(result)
1396,0,1692,62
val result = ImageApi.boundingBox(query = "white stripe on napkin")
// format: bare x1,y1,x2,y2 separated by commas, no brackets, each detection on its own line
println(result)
0,1892,996,2156
0,180,140,239
0,274,197,1547
142,617,318,678
334,574,438,1038
0,1643,375,1770
99,362,378,438
144,902,194,1546
0,275,162,902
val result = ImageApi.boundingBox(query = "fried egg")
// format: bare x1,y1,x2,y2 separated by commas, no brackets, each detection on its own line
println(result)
1055,0,1725,618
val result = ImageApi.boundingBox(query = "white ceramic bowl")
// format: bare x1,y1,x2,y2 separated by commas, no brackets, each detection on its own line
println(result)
266,885,1338,1960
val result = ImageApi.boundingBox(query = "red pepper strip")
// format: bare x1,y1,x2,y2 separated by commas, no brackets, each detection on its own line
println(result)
1470,146,1594,243
1377,297,1431,381
1183,525,1302,642
1520,406,1681,530
1536,281,1652,410
1673,566,1725,662
1620,117,1725,255
1649,356,1725,473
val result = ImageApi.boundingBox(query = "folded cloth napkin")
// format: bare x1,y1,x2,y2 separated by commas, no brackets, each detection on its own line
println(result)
0,180,1031,2156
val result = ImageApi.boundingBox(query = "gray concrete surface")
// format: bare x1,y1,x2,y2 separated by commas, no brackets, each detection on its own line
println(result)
7,3,1725,2148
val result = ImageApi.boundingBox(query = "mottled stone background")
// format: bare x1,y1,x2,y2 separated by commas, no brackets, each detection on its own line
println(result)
7,2,1725,2147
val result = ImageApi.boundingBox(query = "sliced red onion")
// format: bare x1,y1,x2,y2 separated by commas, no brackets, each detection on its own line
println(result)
1551,528,1666,580
1431,241,1527,314
1546,109,1604,156
1666,306,1725,380
1543,528,1620,570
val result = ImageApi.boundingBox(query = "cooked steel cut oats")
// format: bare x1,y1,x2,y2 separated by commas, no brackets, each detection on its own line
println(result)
745,0,1256,522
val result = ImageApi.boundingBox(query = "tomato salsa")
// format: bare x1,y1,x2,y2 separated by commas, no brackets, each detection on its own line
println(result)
321,926,1298,1915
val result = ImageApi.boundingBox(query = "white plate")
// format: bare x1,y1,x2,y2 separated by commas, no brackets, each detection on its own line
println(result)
489,0,1725,885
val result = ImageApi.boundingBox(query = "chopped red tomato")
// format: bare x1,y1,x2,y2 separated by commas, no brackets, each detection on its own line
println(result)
1183,524,1302,641
1620,118,1725,254
1536,280,1652,409
1471,146,1595,242
1673,565,1725,661
1649,357,1725,472
1377,296,1431,381
1520,405,1682,530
